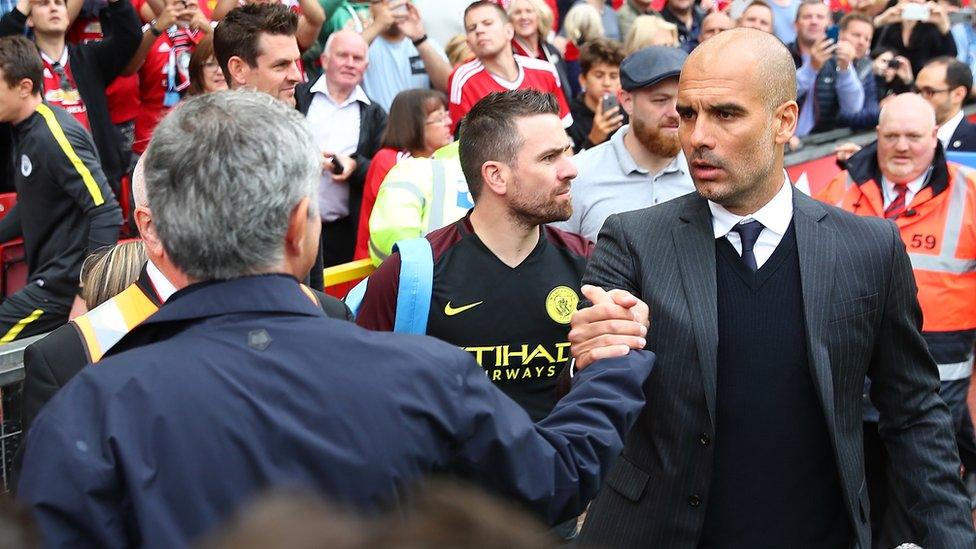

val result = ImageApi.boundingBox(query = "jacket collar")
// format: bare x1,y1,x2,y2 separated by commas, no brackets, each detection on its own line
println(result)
140,274,325,327
844,139,950,199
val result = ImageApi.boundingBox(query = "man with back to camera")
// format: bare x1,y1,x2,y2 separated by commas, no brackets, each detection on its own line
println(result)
566,28,975,548
0,35,121,341
556,46,695,242
16,89,656,548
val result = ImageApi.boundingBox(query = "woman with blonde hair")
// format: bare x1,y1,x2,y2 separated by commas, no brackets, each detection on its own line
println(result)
78,241,148,314
624,15,679,54
507,0,574,98
561,2,606,98
444,34,474,67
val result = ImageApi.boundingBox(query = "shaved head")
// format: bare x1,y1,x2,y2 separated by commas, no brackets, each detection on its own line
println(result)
878,93,936,130
687,28,796,112
876,93,939,184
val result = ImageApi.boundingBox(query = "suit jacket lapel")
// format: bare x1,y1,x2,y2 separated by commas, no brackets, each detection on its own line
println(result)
673,196,719,426
793,189,840,439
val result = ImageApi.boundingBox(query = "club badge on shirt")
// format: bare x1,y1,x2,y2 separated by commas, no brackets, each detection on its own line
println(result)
20,154,31,177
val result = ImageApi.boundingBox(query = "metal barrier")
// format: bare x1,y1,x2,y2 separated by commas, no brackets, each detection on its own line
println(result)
0,333,46,492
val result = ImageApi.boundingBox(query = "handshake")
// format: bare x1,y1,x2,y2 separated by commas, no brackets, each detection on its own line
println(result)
569,285,650,372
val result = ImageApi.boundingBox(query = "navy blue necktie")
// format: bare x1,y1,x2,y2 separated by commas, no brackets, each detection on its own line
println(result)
731,219,765,272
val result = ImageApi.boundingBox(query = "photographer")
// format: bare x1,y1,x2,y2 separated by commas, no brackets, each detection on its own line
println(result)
788,0,865,136
567,37,627,153
872,47,915,100
873,0,956,75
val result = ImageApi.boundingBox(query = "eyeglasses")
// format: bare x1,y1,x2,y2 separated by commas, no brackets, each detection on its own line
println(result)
425,110,451,125
912,86,951,98
202,59,221,72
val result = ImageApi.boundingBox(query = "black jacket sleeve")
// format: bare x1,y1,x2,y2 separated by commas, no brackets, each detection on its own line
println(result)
21,326,88,434
0,7,27,38
51,121,122,252
351,103,387,190
82,0,143,85
0,202,22,243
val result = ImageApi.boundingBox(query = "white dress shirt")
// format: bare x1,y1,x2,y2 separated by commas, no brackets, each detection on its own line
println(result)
937,109,964,151
306,76,369,223
880,168,930,209
146,259,177,302
708,176,794,269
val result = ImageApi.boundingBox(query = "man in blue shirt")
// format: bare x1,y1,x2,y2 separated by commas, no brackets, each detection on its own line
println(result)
788,0,865,136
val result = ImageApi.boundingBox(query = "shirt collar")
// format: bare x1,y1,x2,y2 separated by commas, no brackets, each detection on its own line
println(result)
611,125,687,177
708,172,794,240
146,259,178,303
937,109,964,148
310,75,370,107
881,167,931,197
40,48,68,67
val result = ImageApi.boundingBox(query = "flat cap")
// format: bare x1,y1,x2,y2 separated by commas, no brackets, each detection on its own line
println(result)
620,46,688,91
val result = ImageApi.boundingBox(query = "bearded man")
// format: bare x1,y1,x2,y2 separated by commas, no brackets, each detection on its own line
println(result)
557,46,695,242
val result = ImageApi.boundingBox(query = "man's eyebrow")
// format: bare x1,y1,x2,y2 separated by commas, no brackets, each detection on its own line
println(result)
537,145,568,159
708,103,747,115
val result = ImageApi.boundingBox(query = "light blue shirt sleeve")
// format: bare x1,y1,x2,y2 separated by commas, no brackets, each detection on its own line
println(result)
836,67,865,116
796,63,817,99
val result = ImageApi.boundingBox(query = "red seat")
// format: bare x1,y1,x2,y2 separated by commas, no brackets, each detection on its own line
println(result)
0,193,26,299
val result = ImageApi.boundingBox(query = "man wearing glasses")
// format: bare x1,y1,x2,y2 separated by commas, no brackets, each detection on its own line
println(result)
815,92,976,543
915,56,976,152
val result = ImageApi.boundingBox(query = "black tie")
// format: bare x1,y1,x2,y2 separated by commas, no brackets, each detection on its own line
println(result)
731,219,764,272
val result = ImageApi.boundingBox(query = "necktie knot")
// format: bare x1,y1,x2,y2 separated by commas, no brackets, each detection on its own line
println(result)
731,219,764,271
885,183,910,219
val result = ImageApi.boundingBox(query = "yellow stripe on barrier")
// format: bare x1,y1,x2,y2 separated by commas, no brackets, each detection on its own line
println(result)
324,259,375,288
35,104,104,206
0,309,43,343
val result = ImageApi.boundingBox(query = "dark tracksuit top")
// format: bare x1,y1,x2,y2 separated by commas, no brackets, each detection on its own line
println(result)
0,103,121,300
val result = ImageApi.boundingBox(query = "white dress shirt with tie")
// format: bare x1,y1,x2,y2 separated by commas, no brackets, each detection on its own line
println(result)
707,175,794,269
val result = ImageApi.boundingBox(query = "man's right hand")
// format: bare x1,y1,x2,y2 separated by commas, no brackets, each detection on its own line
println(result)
569,285,649,371
369,0,397,32
587,96,625,146
809,38,837,71
834,141,862,163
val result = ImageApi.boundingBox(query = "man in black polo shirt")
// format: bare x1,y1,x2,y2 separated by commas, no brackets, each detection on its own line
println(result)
356,89,591,423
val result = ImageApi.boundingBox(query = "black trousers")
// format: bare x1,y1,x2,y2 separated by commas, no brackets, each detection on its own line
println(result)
321,215,356,268
0,282,71,342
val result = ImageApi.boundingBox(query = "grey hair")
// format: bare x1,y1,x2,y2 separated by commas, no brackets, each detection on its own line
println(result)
322,30,368,63
143,89,320,281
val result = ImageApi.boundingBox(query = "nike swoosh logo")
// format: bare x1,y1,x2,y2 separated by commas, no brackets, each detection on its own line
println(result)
444,300,484,316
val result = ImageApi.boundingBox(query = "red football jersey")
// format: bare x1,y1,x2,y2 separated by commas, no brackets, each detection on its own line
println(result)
448,54,572,133
41,54,90,131
133,28,203,154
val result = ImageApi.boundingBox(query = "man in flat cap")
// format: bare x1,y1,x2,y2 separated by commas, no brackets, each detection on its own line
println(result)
556,46,695,242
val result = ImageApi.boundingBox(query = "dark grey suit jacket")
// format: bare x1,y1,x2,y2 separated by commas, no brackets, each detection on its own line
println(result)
576,188,975,548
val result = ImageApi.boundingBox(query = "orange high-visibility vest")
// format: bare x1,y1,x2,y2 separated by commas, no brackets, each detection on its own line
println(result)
816,162,976,335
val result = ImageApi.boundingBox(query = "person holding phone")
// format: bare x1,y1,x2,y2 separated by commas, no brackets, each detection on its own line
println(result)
567,37,627,153
873,0,956,75
786,0,864,137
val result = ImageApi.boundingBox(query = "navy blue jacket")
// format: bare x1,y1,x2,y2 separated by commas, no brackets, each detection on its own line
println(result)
17,274,654,548
947,116,976,152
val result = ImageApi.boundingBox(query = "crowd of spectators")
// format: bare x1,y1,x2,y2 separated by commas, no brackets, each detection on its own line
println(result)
2,0,976,544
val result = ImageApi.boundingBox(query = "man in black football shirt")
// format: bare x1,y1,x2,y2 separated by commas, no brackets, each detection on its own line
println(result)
356,89,591,422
